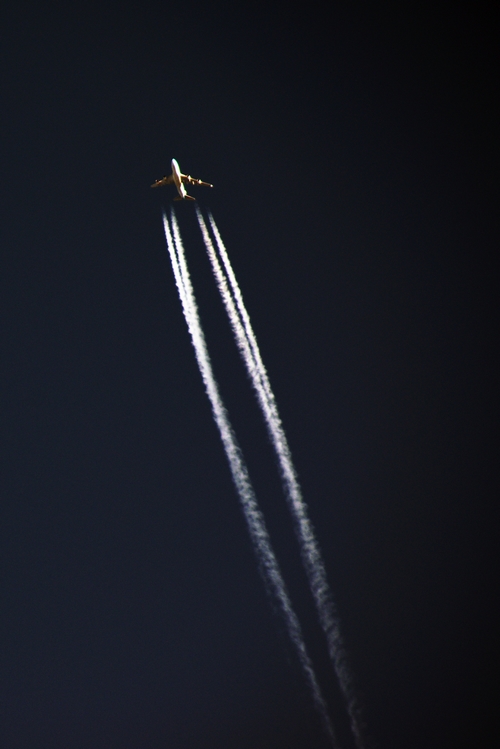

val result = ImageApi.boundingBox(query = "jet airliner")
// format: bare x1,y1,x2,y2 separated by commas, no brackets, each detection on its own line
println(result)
151,159,213,201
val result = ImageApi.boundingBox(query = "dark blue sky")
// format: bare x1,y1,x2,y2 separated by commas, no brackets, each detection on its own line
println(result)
1,4,495,748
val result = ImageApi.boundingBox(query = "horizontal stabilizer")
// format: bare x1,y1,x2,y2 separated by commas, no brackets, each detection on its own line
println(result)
174,195,196,202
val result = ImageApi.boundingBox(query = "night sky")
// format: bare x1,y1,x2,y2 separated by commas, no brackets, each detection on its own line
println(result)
1,4,495,749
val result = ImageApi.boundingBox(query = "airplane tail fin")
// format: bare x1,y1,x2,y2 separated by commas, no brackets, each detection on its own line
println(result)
174,195,196,202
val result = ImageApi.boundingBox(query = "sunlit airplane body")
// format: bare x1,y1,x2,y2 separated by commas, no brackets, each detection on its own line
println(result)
151,159,213,201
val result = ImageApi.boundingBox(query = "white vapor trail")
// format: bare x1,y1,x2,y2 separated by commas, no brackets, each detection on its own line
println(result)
197,209,366,749
162,211,337,746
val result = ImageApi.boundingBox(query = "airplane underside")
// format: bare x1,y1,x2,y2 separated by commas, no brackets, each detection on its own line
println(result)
151,158,212,201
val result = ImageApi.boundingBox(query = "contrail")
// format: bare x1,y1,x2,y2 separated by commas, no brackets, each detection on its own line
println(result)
196,209,366,749
162,211,337,746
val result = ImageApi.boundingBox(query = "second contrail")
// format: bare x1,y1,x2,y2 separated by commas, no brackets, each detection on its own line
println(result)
197,209,366,749
162,210,336,745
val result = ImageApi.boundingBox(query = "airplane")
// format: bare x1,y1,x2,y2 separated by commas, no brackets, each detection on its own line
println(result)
151,158,213,201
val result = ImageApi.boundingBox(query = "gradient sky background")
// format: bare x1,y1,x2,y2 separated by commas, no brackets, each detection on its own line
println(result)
1,4,495,749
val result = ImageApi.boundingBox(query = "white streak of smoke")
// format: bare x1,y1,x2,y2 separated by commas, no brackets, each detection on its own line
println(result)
162,211,336,746
198,209,365,749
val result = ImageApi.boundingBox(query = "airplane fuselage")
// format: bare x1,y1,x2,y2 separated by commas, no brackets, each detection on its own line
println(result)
171,159,187,199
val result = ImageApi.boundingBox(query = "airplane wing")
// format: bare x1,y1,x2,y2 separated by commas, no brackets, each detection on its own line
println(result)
151,175,175,188
181,174,213,188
